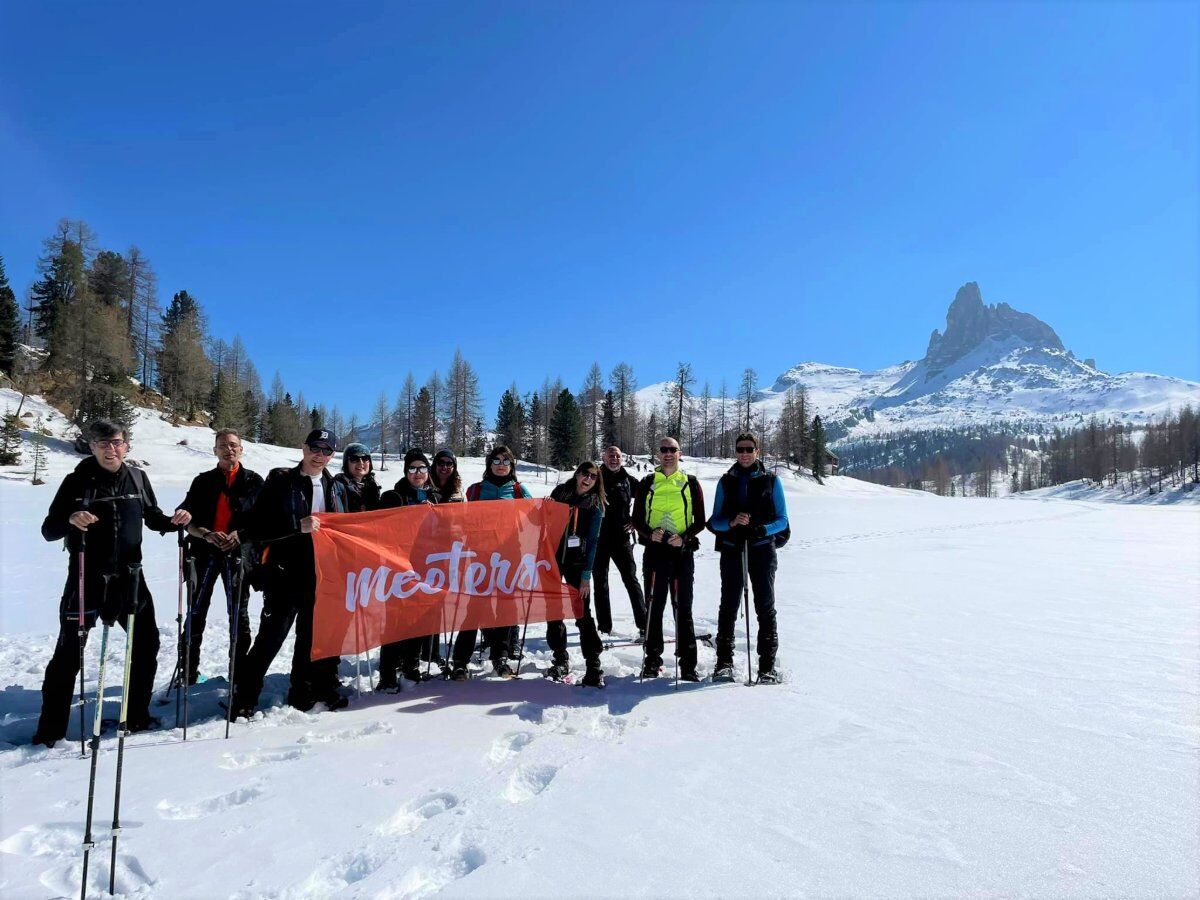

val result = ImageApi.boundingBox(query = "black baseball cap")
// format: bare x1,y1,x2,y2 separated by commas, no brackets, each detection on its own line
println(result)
304,428,338,450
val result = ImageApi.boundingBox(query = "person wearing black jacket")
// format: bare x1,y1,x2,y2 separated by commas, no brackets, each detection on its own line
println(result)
594,445,647,638
430,448,465,504
231,429,350,716
177,428,264,685
375,448,442,687
708,433,788,683
333,442,381,513
31,420,191,748
632,436,707,681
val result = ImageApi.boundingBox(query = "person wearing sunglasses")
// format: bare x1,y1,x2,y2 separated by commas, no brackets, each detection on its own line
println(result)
232,428,351,717
375,449,442,687
544,462,608,687
429,448,465,503
175,428,264,689
708,432,788,684
32,419,193,747
632,436,707,681
594,445,648,641
449,445,532,680
334,442,381,513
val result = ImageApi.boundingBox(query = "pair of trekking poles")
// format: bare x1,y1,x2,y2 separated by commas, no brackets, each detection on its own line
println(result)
161,529,248,741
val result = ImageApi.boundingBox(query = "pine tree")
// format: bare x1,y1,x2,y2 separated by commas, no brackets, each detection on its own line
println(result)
31,414,47,485
413,387,436,450
158,291,211,422
526,392,544,463
549,388,585,469
494,386,526,452
811,415,826,483
0,407,21,465
601,390,617,448
469,417,487,456
0,256,22,374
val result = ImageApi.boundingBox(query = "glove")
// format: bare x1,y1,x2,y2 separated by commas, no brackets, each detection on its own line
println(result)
753,525,768,540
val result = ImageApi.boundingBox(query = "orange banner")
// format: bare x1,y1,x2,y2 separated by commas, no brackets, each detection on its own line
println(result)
310,499,578,661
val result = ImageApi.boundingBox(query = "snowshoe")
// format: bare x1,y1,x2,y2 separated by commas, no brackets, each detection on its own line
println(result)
315,693,350,711
640,661,663,679
449,666,470,682
402,667,428,684
492,661,515,679
756,669,782,685
128,715,162,734
711,665,735,683
679,669,700,683
544,662,570,682
30,733,57,750
581,668,605,689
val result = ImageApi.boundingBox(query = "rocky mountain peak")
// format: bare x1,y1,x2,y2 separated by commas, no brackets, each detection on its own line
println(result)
923,282,1064,373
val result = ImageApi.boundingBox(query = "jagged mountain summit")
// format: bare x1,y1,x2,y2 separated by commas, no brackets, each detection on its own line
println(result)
640,282,1199,441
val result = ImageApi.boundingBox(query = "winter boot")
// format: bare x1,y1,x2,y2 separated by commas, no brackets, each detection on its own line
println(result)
493,660,515,679
757,669,782,685
449,665,470,682
377,669,399,691
711,664,735,683
640,659,662,679
581,666,605,689
402,665,426,684
679,668,700,683
544,661,570,682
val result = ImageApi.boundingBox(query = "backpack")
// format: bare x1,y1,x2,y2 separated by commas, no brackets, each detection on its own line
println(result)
466,479,523,502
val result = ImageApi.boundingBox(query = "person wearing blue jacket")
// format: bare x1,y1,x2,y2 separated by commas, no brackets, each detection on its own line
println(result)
544,462,607,687
708,432,788,683
449,446,532,679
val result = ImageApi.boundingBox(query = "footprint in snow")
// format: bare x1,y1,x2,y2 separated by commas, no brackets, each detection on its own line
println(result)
377,792,460,837
503,764,558,803
487,730,534,765
385,833,487,900
219,747,308,770
297,721,393,744
156,782,265,820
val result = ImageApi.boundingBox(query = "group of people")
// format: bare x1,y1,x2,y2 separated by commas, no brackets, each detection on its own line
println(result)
30,419,788,748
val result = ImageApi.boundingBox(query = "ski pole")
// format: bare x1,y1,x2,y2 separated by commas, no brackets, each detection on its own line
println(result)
514,589,534,676
181,556,217,741
225,553,244,740
172,530,186,727
108,578,137,896
742,542,753,686
79,620,111,900
672,575,680,691
76,492,93,758
640,570,655,682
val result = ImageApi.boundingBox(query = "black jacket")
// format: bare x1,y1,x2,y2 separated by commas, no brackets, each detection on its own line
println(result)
379,478,442,509
42,458,177,617
179,464,265,555
599,465,638,538
242,465,349,591
334,471,381,512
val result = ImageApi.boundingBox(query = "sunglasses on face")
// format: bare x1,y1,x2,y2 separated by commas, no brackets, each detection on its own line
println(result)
578,471,598,481
307,444,335,457
92,440,126,450
407,465,429,474
347,455,370,463
659,447,679,454
435,460,455,468
736,445,757,453
490,458,512,466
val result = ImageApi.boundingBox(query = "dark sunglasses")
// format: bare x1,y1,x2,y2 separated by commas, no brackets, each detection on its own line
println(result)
658,446,679,454
736,445,757,453
307,444,335,456
347,454,370,463
435,460,455,468
578,470,598,480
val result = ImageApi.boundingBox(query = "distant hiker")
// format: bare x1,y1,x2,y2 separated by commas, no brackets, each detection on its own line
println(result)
430,448,465,503
333,442,381,512
376,448,442,687
176,428,264,686
708,432,787,683
449,445,531,679
633,436,706,681
31,419,192,748
231,428,350,716
544,461,607,687
594,445,647,639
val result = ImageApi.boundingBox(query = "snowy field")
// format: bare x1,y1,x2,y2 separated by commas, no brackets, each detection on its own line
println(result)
1,393,1198,898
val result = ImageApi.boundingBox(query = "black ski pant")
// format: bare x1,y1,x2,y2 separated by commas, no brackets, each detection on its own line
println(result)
235,584,339,708
180,551,252,683
592,532,646,633
716,543,779,669
545,565,603,669
451,624,510,669
378,635,436,682
35,591,159,742
642,544,697,671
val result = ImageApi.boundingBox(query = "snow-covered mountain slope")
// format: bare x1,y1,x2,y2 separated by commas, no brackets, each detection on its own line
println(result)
635,283,1200,442
1,396,1197,897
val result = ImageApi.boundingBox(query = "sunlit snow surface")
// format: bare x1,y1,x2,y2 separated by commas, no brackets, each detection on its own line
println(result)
1,391,1197,898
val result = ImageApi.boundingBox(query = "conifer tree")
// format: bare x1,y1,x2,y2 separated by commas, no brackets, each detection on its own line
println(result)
413,387,436,450
601,390,617,448
158,291,211,422
0,256,20,374
811,414,826,483
549,388,585,469
31,414,48,484
0,407,21,465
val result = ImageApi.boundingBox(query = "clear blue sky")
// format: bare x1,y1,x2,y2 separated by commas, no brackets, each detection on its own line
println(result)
1,2,1196,422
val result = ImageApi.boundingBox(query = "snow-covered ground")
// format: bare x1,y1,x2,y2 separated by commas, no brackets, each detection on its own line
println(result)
1,392,1198,898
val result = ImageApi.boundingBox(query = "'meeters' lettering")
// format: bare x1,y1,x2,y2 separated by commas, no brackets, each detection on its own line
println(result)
345,540,552,611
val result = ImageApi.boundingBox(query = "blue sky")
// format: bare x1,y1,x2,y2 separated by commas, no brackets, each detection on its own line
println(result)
1,2,1196,421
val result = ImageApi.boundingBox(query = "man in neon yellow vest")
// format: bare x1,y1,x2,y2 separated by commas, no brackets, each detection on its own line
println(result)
632,436,707,680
